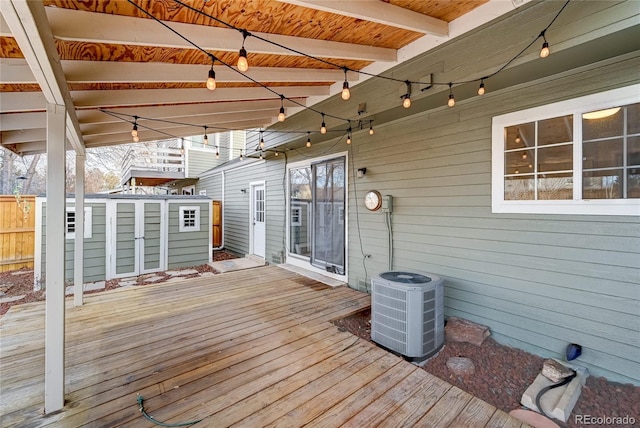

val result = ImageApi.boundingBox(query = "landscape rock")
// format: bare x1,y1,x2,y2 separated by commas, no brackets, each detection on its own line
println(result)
542,358,575,383
446,357,475,376
445,316,491,346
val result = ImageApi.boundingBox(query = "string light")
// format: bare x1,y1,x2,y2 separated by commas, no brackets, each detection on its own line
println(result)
346,128,352,144
447,83,455,107
306,132,312,148
539,30,550,58
206,59,216,91
274,151,279,157
369,121,374,135
320,113,327,134
237,30,249,72
259,131,265,149
180,138,185,154
259,151,263,160
240,149,244,161
402,81,411,108
203,126,208,145
478,79,486,95
215,147,220,159
129,0,571,140
131,116,139,138
278,96,286,122
341,68,350,101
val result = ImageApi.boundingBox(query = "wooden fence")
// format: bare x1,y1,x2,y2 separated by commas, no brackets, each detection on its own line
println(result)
0,195,36,272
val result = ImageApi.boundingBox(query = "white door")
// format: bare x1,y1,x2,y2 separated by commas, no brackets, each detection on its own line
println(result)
251,183,266,258
110,201,165,278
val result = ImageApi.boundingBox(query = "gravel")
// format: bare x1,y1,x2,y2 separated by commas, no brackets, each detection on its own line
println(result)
332,308,639,428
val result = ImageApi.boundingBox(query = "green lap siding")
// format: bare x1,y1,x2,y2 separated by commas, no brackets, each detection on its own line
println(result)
41,201,107,283
167,202,210,268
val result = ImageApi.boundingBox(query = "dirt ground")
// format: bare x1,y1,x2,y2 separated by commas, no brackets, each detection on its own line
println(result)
332,308,640,428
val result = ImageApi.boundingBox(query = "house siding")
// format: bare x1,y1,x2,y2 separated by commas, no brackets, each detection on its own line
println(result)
186,148,218,178
239,54,640,385
346,55,639,384
41,201,106,283
166,201,210,268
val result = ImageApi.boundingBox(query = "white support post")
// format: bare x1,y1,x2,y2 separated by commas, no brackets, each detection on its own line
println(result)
45,102,66,413
74,154,85,306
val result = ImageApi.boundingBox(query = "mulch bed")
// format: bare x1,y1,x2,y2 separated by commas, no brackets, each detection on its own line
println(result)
0,250,238,316
332,308,640,428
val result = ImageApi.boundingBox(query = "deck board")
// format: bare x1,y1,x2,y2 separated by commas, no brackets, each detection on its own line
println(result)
0,266,527,427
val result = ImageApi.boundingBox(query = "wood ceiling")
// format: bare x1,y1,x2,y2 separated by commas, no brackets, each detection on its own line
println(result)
0,0,492,155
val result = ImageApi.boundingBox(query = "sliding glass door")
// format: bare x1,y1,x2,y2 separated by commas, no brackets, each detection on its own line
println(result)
288,156,346,275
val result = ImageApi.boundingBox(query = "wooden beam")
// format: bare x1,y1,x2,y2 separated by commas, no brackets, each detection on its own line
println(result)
0,111,46,131
45,7,396,62
70,86,328,108
1,128,46,144
277,0,448,36
61,60,353,84
44,102,66,413
0,1,84,154
80,110,277,137
74,154,84,307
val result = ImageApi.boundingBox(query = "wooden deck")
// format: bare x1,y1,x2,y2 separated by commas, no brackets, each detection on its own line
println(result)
0,266,527,427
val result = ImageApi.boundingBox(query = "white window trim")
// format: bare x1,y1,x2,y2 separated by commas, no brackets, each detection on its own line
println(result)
179,206,200,232
66,206,93,240
492,84,640,216
198,189,207,196
291,206,302,226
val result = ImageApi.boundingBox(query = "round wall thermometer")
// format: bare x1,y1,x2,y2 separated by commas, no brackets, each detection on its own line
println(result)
364,190,382,211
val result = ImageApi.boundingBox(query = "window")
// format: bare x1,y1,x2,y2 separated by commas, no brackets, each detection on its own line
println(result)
199,189,207,196
179,206,200,232
182,185,195,195
65,207,93,239
492,84,640,215
291,206,302,226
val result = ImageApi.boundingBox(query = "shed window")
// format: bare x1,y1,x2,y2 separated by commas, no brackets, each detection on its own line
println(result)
492,84,640,215
66,207,93,239
179,206,200,232
291,206,302,226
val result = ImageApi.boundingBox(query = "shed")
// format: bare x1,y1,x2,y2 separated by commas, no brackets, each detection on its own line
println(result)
34,194,212,287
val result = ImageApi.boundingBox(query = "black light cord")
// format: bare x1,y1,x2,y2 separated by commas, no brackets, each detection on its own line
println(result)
137,395,202,427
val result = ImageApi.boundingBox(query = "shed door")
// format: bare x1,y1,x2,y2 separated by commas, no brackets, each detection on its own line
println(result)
112,201,164,278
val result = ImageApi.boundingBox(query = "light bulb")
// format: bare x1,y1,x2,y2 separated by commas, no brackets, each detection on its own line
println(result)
215,149,220,159
448,93,455,107
402,95,411,109
369,124,374,135
478,81,485,95
133,135,140,143
237,47,248,72
346,134,352,145
260,138,265,149
528,164,533,169
306,140,311,148
206,68,216,91
341,81,350,100
278,106,285,122
540,41,550,58
204,134,208,145
522,153,528,160
259,151,263,160
321,121,327,134
515,169,519,174
515,135,522,144
240,152,244,161
131,124,138,138
275,152,279,157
